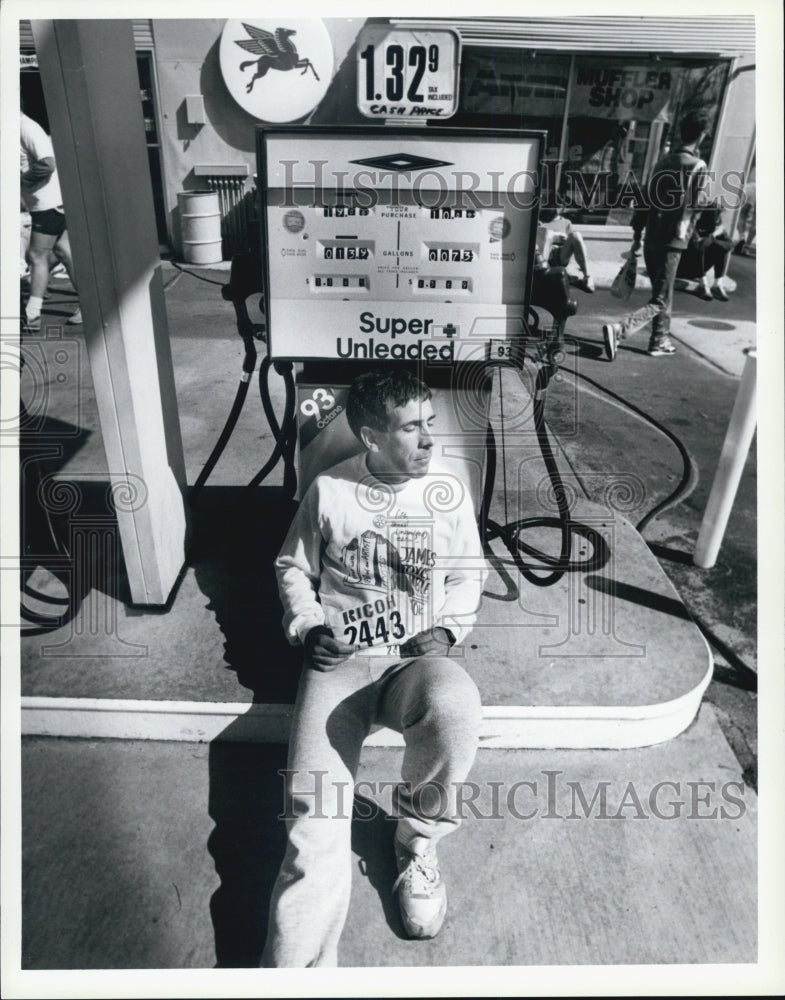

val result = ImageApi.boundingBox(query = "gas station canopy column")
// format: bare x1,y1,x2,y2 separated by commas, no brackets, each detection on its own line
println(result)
32,19,189,606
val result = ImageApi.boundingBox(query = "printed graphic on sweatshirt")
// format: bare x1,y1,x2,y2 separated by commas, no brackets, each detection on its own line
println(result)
340,526,435,647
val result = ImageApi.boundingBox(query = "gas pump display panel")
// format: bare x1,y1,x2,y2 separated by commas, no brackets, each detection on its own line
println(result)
257,126,544,362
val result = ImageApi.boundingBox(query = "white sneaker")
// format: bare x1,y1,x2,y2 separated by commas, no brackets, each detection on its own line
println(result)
25,310,41,331
66,308,83,325
648,337,677,357
602,322,622,362
393,835,447,939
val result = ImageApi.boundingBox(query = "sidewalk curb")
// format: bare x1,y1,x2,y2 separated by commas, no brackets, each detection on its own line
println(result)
669,333,747,378
21,656,713,748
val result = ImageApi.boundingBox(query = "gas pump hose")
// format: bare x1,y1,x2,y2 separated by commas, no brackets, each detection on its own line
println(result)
246,356,297,497
189,346,297,503
559,365,699,535
482,349,610,588
189,335,257,502
481,339,700,588
187,252,297,503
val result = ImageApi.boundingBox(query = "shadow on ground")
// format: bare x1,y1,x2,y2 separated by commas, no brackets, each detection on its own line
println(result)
207,735,289,967
20,409,137,635
190,487,302,703
207,739,407,967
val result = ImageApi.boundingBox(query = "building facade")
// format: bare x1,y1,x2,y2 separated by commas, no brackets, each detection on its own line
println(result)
20,16,756,257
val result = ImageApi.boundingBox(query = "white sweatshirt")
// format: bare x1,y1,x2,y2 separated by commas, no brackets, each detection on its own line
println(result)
20,113,63,214
276,453,487,654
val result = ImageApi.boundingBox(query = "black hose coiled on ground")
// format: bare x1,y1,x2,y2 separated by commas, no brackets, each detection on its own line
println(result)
559,364,699,535
481,344,610,587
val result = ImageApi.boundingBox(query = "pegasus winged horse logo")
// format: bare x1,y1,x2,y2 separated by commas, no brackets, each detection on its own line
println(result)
235,24,321,94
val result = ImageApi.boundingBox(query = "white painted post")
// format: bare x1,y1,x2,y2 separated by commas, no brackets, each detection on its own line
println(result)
693,350,757,569
32,19,189,605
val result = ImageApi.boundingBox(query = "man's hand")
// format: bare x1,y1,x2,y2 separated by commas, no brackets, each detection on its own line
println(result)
400,627,455,659
631,236,642,254
304,626,355,672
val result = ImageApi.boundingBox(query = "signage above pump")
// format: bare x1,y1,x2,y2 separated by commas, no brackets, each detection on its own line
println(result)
356,23,460,121
219,19,334,123
256,125,544,363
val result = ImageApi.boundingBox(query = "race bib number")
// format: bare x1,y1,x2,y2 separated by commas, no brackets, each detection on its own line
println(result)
343,610,406,651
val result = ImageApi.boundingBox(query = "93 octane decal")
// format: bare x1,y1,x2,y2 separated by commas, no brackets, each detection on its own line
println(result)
300,387,336,418
300,387,344,430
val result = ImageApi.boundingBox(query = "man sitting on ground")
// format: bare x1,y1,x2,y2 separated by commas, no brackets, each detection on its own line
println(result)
262,368,487,968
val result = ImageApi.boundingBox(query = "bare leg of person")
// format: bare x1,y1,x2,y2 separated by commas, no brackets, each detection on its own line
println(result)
26,229,57,323
52,230,83,323
557,232,594,291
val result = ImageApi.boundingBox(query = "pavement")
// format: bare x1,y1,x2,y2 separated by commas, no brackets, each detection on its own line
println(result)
18,706,757,973
9,233,769,985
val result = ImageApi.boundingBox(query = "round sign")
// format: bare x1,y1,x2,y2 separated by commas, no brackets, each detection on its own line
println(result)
489,217,511,242
283,210,306,234
219,19,333,122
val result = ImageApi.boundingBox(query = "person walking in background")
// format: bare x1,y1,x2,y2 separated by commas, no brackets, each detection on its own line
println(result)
20,110,82,329
602,109,711,360
600,120,634,204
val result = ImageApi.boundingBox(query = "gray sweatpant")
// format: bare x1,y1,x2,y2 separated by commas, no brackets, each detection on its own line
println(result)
261,652,483,967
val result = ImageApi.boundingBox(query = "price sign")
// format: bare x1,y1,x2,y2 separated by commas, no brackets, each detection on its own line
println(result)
356,24,459,121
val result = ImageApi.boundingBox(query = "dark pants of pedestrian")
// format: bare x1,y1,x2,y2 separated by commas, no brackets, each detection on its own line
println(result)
677,240,732,282
619,241,681,348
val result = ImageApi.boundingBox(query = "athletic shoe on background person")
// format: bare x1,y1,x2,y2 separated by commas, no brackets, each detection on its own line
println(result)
24,301,41,330
648,338,677,357
602,322,622,362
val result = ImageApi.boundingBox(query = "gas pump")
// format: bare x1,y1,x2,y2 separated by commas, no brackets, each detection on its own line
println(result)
244,121,711,748
188,117,712,748
255,124,604,581
256,125,530,499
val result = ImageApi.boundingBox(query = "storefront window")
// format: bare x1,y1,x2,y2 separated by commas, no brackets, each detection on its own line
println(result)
445,48,570,158
667,61,728,163
431,49,730,227
561,57,728,224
